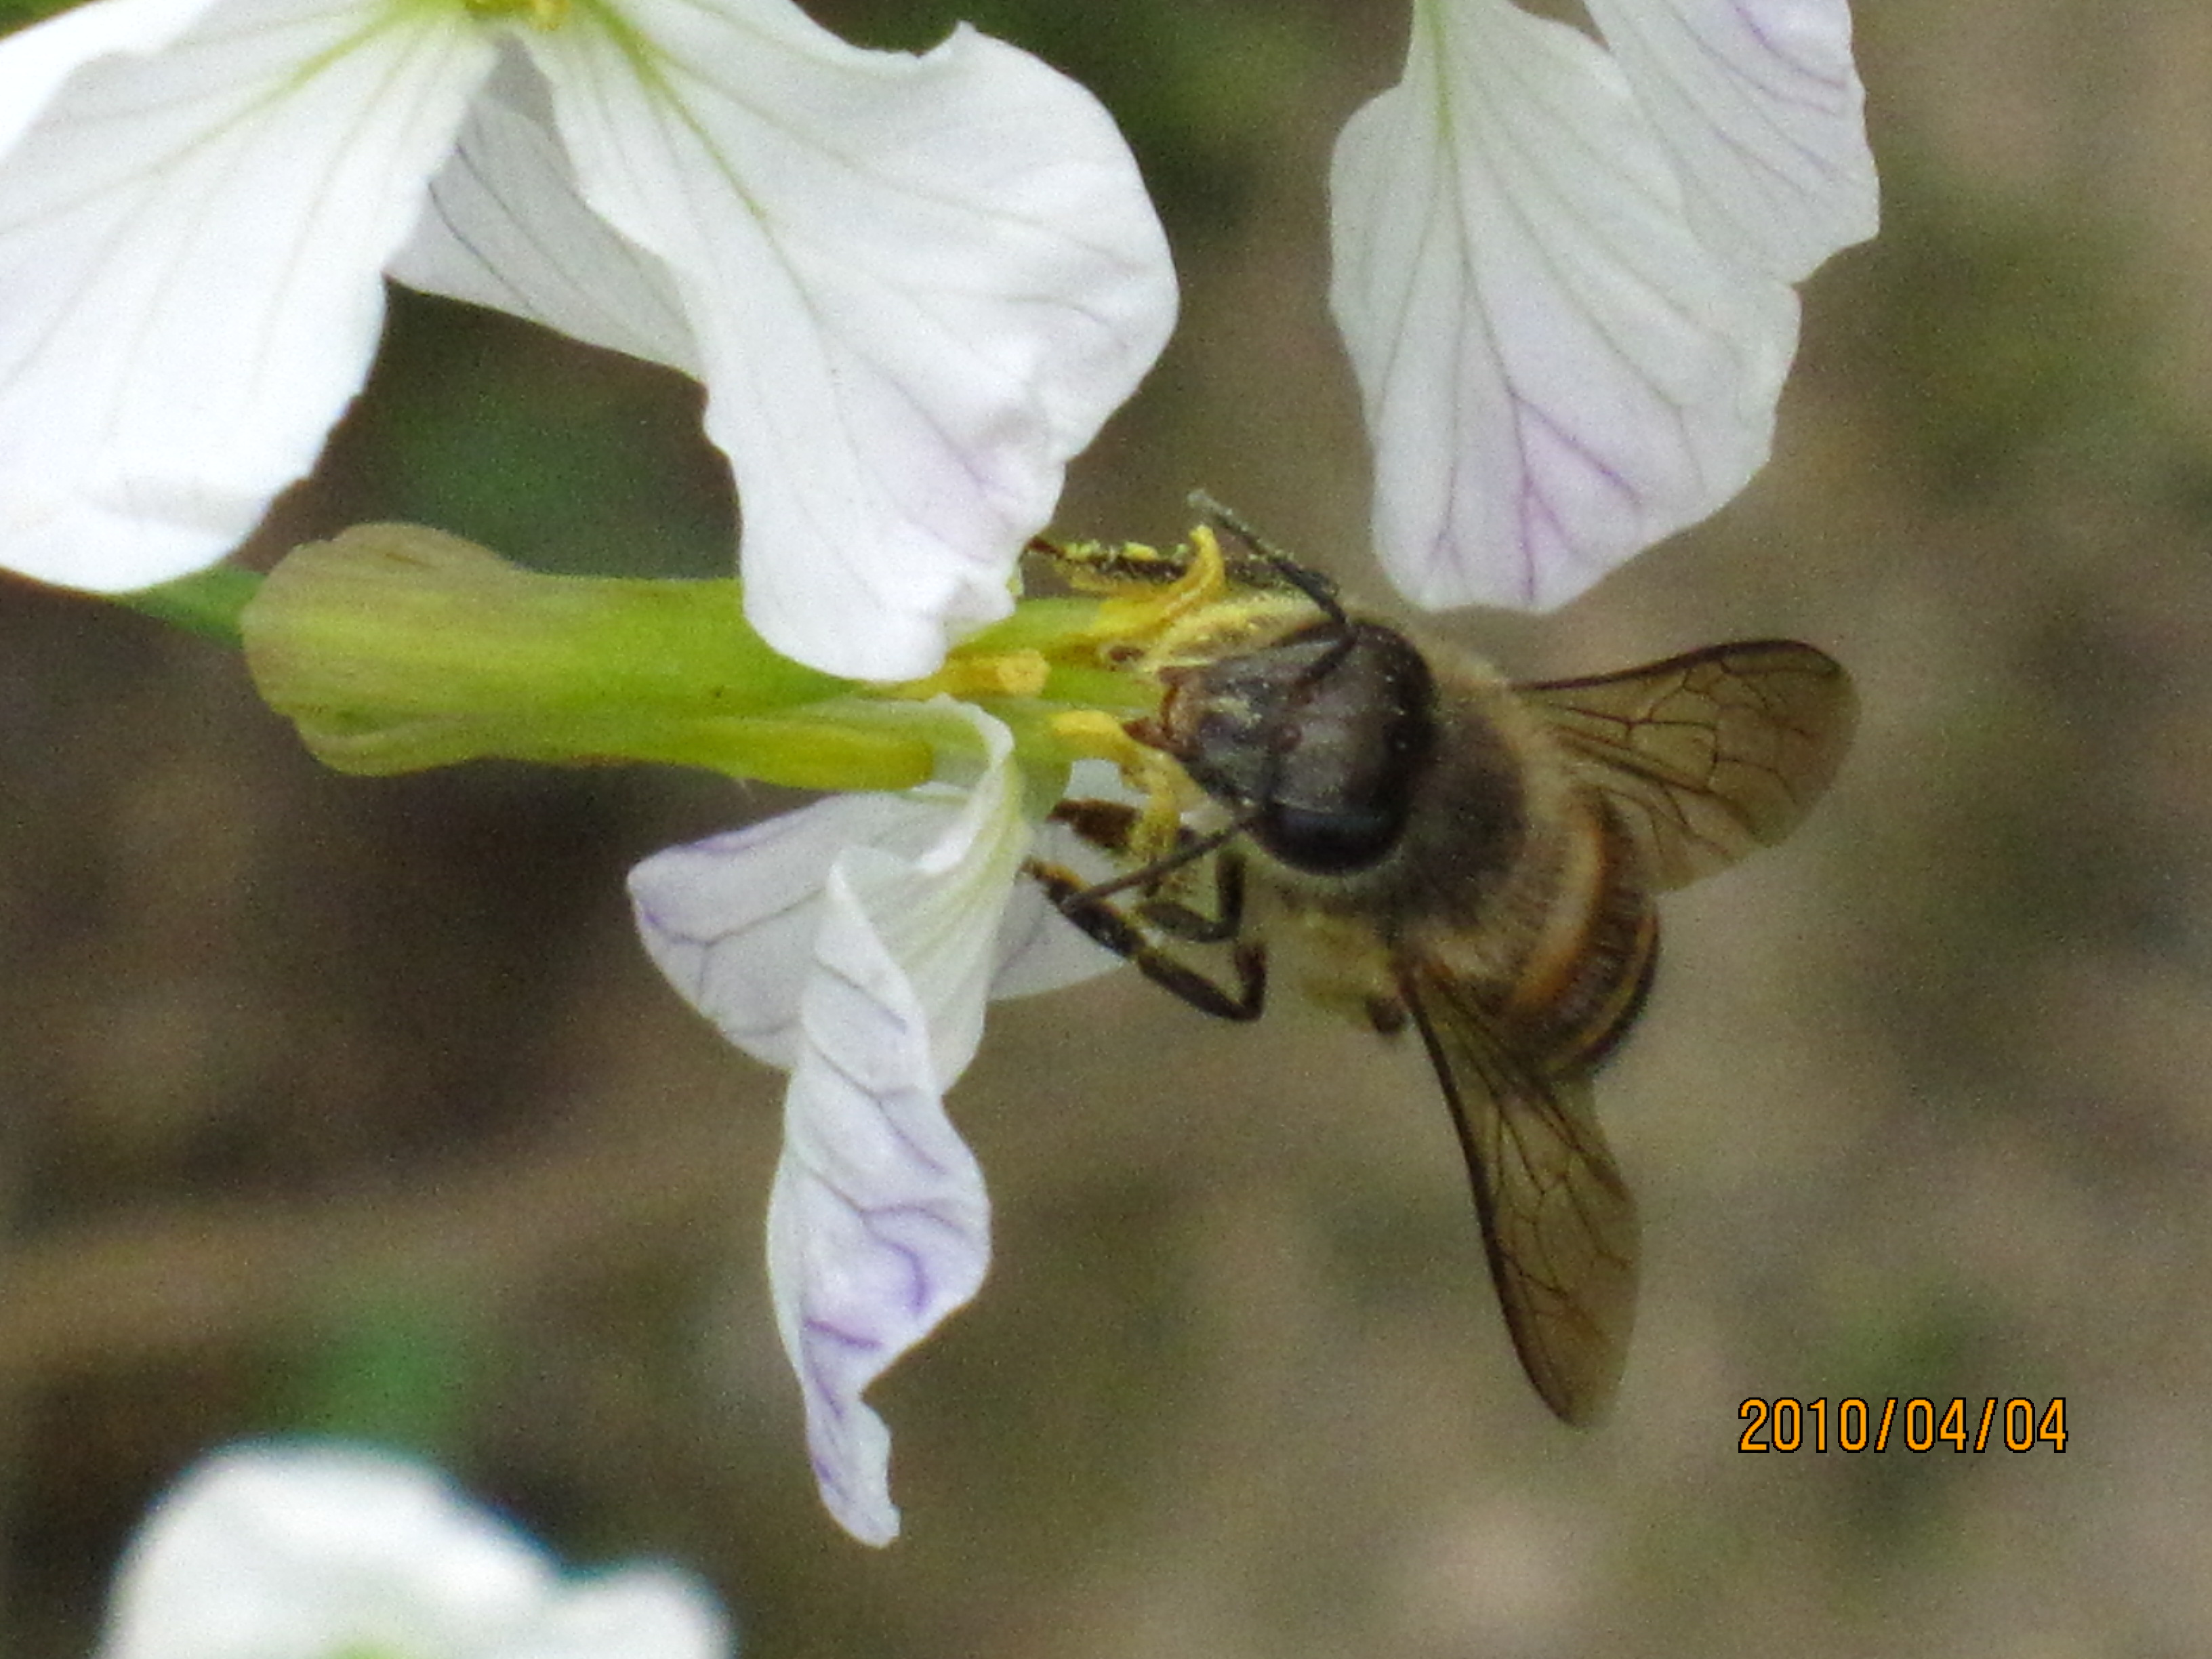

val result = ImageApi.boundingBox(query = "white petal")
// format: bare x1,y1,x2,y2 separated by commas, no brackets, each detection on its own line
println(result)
524,3,1177,679
634,798,1117,1052
494,1570,731,1659
0,0,497,590
630,732,1114,1064
0,0,223,159
102,1443,732,1659
1584,0,1878,281
838,712,1036,1089
630,792,928,1073
101,1442,554,1659
1329,0,1799,613
767,710,1031,1542
627,720,1115,1540
390,52,702,374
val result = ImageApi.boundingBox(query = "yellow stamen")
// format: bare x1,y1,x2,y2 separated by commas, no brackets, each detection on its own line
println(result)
1049,708,1145,765
1085,525,1231,651
1048,710,1193,865
888,649,1050,703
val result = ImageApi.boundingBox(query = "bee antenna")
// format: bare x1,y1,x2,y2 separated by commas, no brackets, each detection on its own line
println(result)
1187,489,1350,633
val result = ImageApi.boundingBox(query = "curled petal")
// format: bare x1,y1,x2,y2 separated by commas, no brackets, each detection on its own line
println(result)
525,3,1178,679
628,710,1102,1541
1330,0,1801,613
631,794,927,1073
0,0,497,590
628,754,1119,1069
831,711,1036,1091
1584,0,1878,282
101,1442,729,1659
768,709,1027,1543
766,901,991,1547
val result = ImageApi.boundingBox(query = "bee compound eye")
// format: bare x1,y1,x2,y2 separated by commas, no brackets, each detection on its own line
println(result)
1258,801,1402,876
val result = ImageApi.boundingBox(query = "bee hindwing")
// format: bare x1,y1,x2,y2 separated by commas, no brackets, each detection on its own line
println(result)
1399,962,1640,1425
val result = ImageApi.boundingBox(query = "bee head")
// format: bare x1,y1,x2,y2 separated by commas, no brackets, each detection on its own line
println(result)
1139,613,1439,878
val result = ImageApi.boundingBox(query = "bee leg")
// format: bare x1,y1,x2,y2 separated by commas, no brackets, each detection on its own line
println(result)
1134,848,1244,944
1045,797,1250,943
1026,533,1193,589
1047,799,1246,927
1048,797,1147,856
1037,794,1263,1015
1364,994,1408,1036
1025,856,1267,1023
1188,491,1349,627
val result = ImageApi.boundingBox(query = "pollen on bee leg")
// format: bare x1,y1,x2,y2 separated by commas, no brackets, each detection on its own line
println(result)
1082,525,1234,651
1046,537,1176,592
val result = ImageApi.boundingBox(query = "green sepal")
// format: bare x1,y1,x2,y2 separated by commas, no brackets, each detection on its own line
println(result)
238,525,945,787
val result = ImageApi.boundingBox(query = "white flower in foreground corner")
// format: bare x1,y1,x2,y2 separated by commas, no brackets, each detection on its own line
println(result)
630,705,1118,1545
101,1441,731,1659
1332,0,1879,611
0,0,1175,679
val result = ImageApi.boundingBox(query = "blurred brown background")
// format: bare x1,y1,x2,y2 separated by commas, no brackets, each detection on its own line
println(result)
6,1,2211,1653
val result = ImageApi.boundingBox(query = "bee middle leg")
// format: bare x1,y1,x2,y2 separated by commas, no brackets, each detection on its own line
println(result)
1029,798,1266,1021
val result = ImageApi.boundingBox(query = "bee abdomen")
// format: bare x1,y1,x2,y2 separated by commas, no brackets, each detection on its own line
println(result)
1496,795,1660,1076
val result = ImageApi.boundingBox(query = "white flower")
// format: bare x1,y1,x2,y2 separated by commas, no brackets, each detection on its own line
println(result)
1331,0,1878,612
0,0,1176,678
629,705,1117,1544
100,1441,731,1659
637,0,1884,1547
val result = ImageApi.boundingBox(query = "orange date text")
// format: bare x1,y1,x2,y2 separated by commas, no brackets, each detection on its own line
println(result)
1737,1396,2068,1454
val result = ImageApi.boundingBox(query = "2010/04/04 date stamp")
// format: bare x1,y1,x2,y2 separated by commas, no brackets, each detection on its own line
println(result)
1738,1397,2069,1454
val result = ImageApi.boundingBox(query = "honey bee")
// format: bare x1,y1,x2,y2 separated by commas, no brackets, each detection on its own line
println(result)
1029,506,1856,1425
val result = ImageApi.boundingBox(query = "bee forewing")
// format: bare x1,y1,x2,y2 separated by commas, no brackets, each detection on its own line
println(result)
1400,964,1640,1426
1518,641,1857,890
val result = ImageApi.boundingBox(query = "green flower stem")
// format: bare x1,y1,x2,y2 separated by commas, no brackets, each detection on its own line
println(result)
117,565,262,644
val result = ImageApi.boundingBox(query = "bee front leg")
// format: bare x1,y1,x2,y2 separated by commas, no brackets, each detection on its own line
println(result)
1026,816,1266,1022
1044,798,1248,944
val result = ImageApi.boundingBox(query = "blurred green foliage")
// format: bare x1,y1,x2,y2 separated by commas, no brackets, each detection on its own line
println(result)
821,0,1349,237
283,1286,484,1456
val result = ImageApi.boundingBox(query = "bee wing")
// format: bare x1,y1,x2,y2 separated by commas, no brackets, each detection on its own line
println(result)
1400,963,1639,1425
1517,641,1856,890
